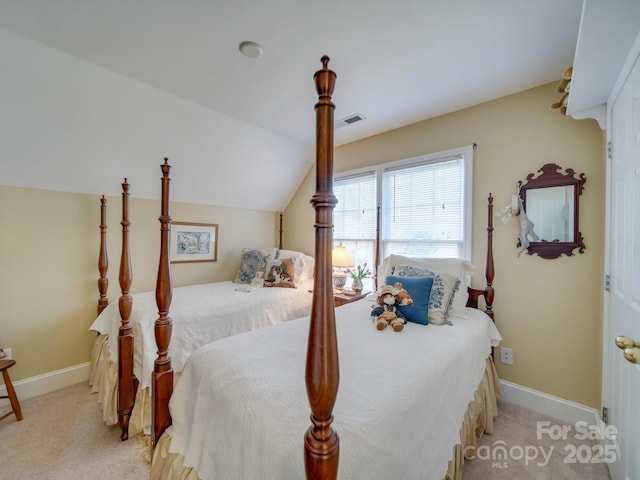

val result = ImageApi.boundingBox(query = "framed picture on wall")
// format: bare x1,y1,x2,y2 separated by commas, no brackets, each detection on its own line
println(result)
170,222,218,263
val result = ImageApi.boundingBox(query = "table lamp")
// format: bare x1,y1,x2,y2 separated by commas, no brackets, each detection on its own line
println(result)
331,244,354,292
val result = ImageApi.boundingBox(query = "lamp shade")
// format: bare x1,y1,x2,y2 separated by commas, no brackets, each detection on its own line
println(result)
331,245,354,268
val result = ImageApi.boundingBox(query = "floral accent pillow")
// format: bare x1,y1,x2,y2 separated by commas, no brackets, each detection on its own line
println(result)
390,265,460,325
264,258,297,288
233,248,277,284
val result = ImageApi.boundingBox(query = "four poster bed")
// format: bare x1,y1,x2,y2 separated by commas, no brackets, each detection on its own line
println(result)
89,187,314,440
145,57,502,480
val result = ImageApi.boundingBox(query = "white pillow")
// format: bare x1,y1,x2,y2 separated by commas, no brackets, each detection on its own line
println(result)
294,253,315,283
379,254,475,314
277,249,303,260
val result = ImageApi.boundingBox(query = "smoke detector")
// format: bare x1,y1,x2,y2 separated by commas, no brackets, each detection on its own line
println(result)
239,41,263,58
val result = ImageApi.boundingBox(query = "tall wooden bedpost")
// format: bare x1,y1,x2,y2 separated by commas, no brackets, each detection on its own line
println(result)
304,55,340,480
484,194,495,320
118,180,138,440
98,195,109,315
152,158,174,447
465,194,496,319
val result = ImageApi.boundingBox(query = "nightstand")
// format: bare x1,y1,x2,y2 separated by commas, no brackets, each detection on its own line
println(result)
334,291,370,307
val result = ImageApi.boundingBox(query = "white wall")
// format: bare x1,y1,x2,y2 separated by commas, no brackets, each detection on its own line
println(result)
0,28,312,212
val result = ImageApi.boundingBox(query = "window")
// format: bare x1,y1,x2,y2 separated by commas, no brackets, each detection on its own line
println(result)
333,170,377,292
334,145,473,289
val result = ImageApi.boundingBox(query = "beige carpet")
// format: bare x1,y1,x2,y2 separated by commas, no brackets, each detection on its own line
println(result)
463,399,612,479
0,381,150,480
0,383,612,479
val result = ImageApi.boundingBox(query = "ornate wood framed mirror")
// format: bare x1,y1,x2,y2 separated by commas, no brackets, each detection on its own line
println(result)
519,163,586,259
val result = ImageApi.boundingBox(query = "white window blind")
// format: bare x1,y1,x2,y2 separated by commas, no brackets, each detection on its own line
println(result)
382,155,465,259
333,171,377,291
333,145,472,289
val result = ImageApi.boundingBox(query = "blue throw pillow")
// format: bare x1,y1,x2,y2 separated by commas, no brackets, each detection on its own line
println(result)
386,274,433,325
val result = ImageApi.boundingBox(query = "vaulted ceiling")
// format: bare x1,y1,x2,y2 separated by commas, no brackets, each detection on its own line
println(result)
0,0,586,211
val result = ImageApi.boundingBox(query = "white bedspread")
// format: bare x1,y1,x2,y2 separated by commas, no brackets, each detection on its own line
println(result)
166,300,501,480
89,280,313,390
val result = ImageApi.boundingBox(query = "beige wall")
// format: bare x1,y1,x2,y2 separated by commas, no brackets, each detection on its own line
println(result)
0,185,279,382
284,82,605,408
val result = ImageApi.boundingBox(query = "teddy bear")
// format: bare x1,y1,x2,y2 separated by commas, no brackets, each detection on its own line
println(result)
370,283,412,332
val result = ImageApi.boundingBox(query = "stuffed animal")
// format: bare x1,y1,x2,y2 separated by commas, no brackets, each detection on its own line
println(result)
515,196,539,257
371,284,411,332
498,186,540,257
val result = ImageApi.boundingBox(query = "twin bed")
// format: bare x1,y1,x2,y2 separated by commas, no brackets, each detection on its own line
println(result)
151,301,501,480
93,57,502,479
89,261,314,438
89,186,315,439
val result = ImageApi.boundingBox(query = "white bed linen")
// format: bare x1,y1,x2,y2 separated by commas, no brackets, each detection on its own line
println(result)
89,280,314,390
165,300,501,480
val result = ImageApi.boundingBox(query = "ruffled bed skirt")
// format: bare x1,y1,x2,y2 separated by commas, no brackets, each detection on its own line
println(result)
89,334,152,437
149,356,502,480
446,356,502,480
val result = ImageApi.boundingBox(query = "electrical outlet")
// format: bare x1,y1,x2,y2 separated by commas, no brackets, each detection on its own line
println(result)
3,348,11,360
500,347,513,365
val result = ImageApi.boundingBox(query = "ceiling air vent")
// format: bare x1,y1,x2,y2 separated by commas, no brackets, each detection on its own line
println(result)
335,113,366,128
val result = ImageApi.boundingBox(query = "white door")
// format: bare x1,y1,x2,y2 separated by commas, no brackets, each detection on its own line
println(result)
604,46,640,480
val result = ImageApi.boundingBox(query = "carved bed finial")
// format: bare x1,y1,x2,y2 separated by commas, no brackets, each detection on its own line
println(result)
314,55,336,109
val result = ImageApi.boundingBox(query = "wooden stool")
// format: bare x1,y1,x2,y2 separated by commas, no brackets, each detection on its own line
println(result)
0,359,23,421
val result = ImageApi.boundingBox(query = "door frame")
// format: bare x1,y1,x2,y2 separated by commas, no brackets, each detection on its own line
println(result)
602,29,640,410
601,30,640,479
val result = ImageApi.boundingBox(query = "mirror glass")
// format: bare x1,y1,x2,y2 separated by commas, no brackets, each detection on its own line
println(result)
526,185,575,242
519,163,586,259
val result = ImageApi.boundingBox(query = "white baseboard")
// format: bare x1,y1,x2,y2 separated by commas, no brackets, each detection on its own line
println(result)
500,379,600,426
0,362,90,407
